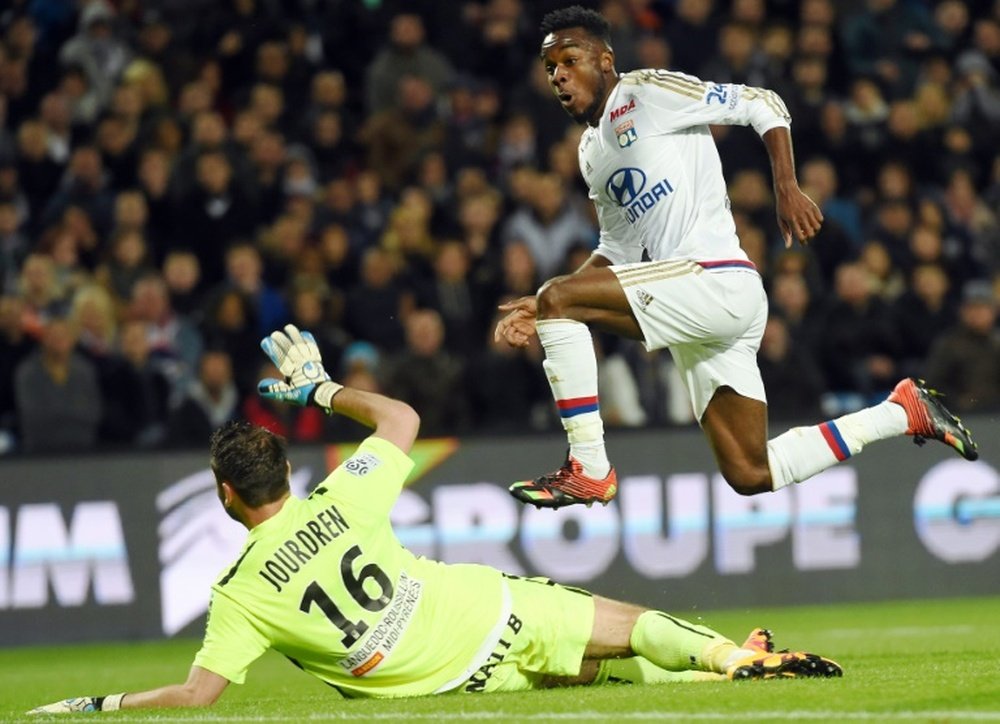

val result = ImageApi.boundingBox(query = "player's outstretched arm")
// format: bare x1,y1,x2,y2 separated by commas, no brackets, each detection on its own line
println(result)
258,324,420,453
762,127,823,248
27,666,228,714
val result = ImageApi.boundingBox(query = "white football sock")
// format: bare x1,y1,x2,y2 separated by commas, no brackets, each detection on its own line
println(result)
768,401,909,490
537,319,610,479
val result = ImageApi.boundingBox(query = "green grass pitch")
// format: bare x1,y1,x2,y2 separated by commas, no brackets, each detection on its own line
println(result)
3,596,998,723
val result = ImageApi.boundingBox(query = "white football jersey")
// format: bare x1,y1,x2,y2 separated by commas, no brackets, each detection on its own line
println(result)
579,69,791,266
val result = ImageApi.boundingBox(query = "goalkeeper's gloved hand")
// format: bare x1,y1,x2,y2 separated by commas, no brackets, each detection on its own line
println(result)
258,324,343,411
27,694,125,715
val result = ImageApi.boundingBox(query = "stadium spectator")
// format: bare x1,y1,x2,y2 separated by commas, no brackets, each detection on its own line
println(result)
0,295,34,440
344,246,411,354
95,229,155,309
924,279,1000,413
857,242,901,304
382,308,470,436
166,347,239,447
307,110,357,184
37,91,73,165
455,188,504,288
36,219,88,297
114,318,171,447
246,126,286,223
161,249,204,322
0,199,28,293
665,0,719,75
758,316,825,421
500,171,595,279
14,120,62,218
200,288,260,397
18,252,69,338
699,21,770,88
379,196,436,284
172,150,257,283
952,30,1000,156
127,273,202,400
360,74,447,193
69,282,117,358
798,156,862,248
839,0,942,98
892,263,955,378
353,169,394,247
316,222,358,291
819,261,902,398
300,69,353,142
932,0,973,61
364,12,454,114
58,1,132,112
217,242,289,338
14,316,102,453
415,239,491,356
111,189,152,249
42,143,115,235
469,304,549,432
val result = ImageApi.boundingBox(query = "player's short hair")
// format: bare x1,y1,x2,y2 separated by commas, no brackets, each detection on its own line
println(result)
210,421,290,507
540,5,612,47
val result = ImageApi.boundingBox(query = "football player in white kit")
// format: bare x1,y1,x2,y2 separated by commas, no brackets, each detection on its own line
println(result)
495,6,977,509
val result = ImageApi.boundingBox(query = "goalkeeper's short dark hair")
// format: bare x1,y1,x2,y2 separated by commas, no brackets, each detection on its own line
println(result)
210,421,289,507
540,5,612,47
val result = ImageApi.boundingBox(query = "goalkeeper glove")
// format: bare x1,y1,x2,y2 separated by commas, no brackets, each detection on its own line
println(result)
258,324,343,411
27,694,125,715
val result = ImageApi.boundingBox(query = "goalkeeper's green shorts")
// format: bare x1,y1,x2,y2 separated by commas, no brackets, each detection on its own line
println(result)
455,575,595,694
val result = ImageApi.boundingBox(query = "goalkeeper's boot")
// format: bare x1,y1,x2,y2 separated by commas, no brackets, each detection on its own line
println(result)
509,453,617,509
887,378,978,461
726,632,843,681
741,627,775,654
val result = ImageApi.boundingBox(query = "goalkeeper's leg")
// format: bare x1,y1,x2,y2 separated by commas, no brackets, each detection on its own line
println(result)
587,596,742,674
588,597,842,680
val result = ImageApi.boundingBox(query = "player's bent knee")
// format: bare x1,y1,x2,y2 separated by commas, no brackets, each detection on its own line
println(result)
537,275,574,319
721,466,772,496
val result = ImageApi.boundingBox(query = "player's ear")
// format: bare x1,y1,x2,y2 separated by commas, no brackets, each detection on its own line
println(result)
220,481,236,508
601,49,614,73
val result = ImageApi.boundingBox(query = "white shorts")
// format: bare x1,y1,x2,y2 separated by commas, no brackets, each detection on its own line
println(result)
612,258,768,421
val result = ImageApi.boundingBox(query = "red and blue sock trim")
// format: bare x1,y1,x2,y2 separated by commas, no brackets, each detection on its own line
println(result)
819,421,851,461
557,396,599,418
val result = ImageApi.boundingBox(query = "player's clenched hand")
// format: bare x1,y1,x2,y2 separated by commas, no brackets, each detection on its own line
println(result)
27,694,124,715
258,324,343,410
775,185,823,248
494,296,538,348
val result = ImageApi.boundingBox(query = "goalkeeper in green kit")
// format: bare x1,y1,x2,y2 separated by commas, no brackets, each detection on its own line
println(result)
29,325,842,715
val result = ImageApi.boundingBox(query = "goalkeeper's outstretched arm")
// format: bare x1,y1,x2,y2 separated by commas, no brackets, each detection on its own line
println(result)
28,665,228,714
325,386,421,454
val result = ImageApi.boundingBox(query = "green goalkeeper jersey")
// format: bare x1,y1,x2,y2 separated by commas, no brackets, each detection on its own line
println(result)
193,436,510,698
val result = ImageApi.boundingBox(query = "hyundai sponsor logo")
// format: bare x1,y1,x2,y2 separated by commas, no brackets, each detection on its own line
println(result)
605,167,674,224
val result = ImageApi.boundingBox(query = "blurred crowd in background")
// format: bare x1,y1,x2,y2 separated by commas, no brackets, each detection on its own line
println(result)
0,0,998,455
